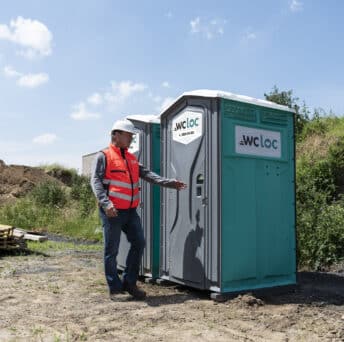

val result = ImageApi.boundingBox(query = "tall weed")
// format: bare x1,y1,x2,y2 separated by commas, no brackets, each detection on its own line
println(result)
30,181,67,208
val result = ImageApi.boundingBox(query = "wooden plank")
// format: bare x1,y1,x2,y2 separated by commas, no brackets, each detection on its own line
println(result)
13,228,47,242
12,229,25,238
24,233,48,242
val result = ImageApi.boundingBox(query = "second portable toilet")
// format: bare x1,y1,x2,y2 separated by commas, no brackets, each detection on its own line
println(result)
159,90,296,298
116,115,161,280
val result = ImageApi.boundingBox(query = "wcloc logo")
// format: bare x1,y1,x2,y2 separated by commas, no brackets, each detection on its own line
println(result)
239,134,279,150
172,110,203,145
235,125,281,158
174,117,200,131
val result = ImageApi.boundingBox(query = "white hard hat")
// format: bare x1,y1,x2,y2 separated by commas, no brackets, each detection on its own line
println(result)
111,119,140,134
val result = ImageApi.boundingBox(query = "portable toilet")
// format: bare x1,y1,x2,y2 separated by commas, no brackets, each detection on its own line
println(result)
159,90,296,298
116,115,161,280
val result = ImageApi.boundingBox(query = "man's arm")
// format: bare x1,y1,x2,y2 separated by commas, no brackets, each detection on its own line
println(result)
90,152,117,216
139,164,187,190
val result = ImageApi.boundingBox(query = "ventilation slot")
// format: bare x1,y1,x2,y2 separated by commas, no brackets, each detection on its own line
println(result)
261,111,288,126
223,103,256,122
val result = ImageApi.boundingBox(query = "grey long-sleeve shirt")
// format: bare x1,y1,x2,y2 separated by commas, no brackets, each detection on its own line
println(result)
90,151,178,210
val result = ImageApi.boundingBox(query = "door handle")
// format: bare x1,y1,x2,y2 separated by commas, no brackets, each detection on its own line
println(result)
196,173,204,197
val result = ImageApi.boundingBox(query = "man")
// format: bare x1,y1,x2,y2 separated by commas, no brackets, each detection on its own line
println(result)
91,119,186,300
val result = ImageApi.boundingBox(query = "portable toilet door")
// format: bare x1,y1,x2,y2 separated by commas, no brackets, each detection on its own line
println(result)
160,90,296,296
116,115,161,280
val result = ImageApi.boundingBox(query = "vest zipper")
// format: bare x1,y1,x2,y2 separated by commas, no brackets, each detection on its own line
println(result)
122,151,134,208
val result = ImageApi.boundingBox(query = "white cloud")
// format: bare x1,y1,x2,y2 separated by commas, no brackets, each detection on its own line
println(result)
242,28,257,42
190,17,226,40
70,102,101,121
162,81,170,88
290,0,303,12
159,97,175,112
71,80,147,123
33,133,57,145
3,65,22,78
17,73,49,88
246,32,257,40
87,92,103,105
3,65,49,88
190,17,201,34
153,95,162,103
0,16,53,58
104,81,147,105
166,11,173,18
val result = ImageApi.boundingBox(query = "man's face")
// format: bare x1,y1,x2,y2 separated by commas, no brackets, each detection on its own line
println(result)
114,131,134,148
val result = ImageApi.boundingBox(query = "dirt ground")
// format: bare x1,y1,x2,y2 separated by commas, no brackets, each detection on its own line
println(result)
0,248,343,342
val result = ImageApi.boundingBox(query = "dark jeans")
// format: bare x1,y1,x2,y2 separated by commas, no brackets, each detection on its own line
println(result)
99,207,145,292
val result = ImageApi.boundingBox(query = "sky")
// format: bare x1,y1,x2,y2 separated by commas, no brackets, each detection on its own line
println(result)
1,0,343,171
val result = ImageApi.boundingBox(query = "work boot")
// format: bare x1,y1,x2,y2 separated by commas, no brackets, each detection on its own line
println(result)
109,288,124,301
122,281,146,300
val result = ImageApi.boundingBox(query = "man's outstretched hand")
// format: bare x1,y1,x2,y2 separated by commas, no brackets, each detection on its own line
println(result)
171,180,187,190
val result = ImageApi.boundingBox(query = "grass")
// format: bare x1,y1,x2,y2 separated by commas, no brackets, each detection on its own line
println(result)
0,199,103,242
27,240,103,253
297,116,344,160
39,162,77,173
53,209,103,241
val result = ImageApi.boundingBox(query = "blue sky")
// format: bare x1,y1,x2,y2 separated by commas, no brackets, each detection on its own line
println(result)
1,0,343,170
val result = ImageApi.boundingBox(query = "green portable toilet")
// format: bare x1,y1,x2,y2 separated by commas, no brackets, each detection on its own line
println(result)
160,90,296,299
116,115,161,280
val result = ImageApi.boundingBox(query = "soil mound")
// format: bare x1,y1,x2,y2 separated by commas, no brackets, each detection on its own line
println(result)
0,160,62,205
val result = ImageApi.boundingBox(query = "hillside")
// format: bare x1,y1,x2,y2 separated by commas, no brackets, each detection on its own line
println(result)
0,160,63,205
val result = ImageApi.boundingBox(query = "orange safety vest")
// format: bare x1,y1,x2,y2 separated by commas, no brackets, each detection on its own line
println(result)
102,144,140,209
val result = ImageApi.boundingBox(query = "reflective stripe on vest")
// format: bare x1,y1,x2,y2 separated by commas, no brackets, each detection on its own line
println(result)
102,179,140,190
108,191,140,202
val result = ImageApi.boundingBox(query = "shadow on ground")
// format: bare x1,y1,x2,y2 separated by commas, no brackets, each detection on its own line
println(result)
142,272,344,307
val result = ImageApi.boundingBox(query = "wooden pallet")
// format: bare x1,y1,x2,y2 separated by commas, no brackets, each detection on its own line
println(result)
0,224,14,237
0,224,27,250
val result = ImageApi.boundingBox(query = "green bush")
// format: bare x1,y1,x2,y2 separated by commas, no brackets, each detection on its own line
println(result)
30,181,67,208
296,117,344,270
70,175,96,216
296,156,336,209
298,203,344,269
328,137,344,197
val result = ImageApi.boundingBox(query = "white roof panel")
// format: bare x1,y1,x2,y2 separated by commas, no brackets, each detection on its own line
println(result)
160,89,295,115
126,114,160,124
